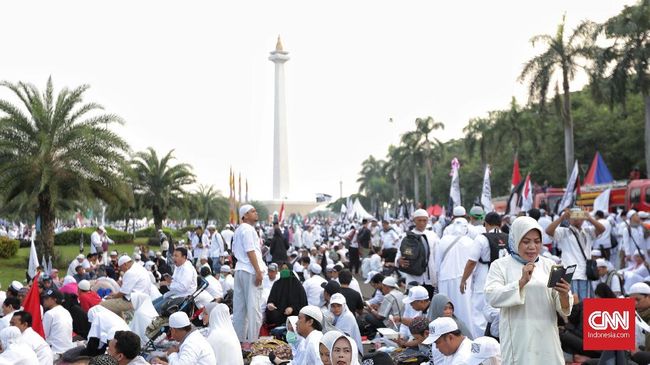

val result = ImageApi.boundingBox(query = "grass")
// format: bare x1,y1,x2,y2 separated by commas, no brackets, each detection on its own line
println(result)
0,238,151,290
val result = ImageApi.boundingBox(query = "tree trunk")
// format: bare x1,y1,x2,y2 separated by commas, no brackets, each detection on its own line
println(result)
413,167,420,206
37,191,55,260
645,93,650,178
562,70,575,179
153,205,163,231
424,158,433,207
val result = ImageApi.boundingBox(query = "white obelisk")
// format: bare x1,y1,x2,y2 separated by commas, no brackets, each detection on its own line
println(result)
269,36,290,200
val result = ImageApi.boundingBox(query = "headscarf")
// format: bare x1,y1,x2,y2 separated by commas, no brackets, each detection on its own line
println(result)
0,326,20,350
87,306,129,345
129,292,158,345
0,326,38,365
286,316,302,353
207,303,244,365
328,293,363,352
426,293,473,339
446,217,469,236
328,334,359,365
266,272,308,324
509,216,543,265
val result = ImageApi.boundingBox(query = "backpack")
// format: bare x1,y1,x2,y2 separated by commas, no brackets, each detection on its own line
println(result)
605,270,625,295
398,232,428,276
478,232,509,267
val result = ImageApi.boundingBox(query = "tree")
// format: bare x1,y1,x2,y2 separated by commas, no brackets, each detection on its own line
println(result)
592,0,650,175
131,148,195,230
194,185,224,228
0,78,130,258
519,16,598,178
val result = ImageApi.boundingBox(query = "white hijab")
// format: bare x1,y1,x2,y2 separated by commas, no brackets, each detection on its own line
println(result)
129,292,158,345
0,327,38,365
87,305,129,345
328,333,359,365
206,304,243,365
328,293,363,353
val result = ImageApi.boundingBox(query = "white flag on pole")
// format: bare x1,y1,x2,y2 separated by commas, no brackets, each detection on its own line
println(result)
28,239,39,279
449,158,462,208
480,165,493,212
558,160,579,212
521,174,534,212
593,188,611,213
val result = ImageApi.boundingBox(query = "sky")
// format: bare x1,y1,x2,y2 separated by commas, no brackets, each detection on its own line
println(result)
0,0,635,202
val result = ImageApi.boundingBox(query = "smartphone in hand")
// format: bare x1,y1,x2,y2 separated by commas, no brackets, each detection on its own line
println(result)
547,264,577,288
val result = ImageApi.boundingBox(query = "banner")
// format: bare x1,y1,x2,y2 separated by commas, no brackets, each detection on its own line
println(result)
521,174,533,212
558,160,579,213
480,165,493,212
449,158,461,208
593,188,611,213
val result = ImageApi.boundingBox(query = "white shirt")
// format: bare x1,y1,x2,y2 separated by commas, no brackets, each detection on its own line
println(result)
554,226,598,281
467,224,486,240
43,305,73,354
445,337,473,364
380,228,400,250
22,327,54,365
220,230,234,250
169,260,198,297
303,275,327,307
293,330,323,365
204,275,224,300
120,263,151,300
90,231,102,254
594,218,612,249
208,232,225,258
220,274,234,293
538,216,553,245
233,223,267,275
67,259,83,277
435,233,473,281
468,234,492,293
168,329,217,365
395,229,439,286
0,310,15,332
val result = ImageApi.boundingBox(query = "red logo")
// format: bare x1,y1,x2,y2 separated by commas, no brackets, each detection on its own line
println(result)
583,298,635,351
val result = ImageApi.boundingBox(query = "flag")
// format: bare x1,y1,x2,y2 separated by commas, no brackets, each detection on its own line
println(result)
521,173,533,212
47,256,53,275
480,165,493,212
449,158,461,208
506,179,525,215
383,209,391,221
23,272,44,338
279,201,285,223
558,160,580,212
584,152,614,185
28,239,39,279
511,155,522,191
245,179,249,202
79,231,84,253
593,188,611,213
238,173,242,204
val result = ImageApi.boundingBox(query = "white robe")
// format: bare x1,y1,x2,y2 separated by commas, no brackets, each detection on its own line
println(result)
129,293,158,346
87,306,130,345
328,294,363,353
206,304,244,365
485,255,572,364
168,329,216,365
21,327,54,365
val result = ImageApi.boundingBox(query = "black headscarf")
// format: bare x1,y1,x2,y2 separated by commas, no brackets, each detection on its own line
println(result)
266,271,308,326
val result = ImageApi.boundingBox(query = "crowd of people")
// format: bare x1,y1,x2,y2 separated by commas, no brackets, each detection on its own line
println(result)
0,202,649,364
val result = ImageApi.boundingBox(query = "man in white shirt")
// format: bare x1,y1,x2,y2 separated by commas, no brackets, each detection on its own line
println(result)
0,297,19,331
219,265,235,293
153,247,199,313
90,226,105,255
262,263,279,306
547,208,605,300
232,204,267,346
220,225,235,251
199,265,223,302
593,210,613,260
467,206,487,239
303,264,327,307
66,254,87,277
190,226,205,264
422,317,472,365
159,312,216,365
41,289,73,355
107,330,150,365
11,311,54,365
293,306,324,365
380,219,400,263
538,209,554,252
102,255,151,317
207,225,225,273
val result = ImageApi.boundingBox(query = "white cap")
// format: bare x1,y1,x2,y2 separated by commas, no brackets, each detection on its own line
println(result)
326,264,335,272
78,280,91,291
134,254,141,260
596,258,608,268
591,249,602,257
207,224,216,230
309,263,322,275
330,293,346,306
627,210,638,219
169,312,191,328
117,255,132,266
239,204,255,218
156,251,162,256
10,281,23,291
98,226,106,232
403,286,429,304
220,266,231,273
640,211,649,219
110,251,118,256
382,276,399,288
299,305,323,326
422,317,459,345
77,254,85,260
465,336,501,365
63,276,76,286
453,206,466,217
629,282,650,295
412,209,429,218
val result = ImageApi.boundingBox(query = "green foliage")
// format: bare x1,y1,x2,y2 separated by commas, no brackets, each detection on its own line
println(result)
134,226,180,238
0,237,19,258
250,201,270,223
54,227,133,246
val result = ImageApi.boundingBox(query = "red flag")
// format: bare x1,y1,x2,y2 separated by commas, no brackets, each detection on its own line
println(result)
279,201,285,223
23,273,44,338
511,155,522,190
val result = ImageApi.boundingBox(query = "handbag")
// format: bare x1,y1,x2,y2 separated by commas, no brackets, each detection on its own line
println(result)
570,228,598,281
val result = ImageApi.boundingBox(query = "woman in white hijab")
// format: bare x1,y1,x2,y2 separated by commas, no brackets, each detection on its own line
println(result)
86,305,130,355
319,330,343,365
285,316,302,356
0,326,39,364
328,333,359,365
129,292,158,345
327,293,362,354
485,216,572,365
204,303,244,365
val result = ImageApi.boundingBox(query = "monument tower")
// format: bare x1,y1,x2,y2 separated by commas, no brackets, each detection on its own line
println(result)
269,36,290,200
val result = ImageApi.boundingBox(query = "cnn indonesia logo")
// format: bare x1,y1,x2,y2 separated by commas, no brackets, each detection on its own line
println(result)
583,298,635,351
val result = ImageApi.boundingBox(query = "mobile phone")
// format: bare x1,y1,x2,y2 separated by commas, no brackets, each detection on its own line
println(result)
547,264,577,288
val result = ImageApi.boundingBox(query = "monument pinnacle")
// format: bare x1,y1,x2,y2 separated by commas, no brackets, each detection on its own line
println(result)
269,37,290,200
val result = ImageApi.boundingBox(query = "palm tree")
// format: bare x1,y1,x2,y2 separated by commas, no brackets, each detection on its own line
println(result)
131,148,195,230
357,156,387,212
463,117,493,166
194,184,223,228
591,0,650,175
402,117,445,206
519,16,598,178
0,78,130,258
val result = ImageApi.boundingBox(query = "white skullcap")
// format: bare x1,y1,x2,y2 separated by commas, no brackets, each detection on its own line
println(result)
627,210,638,219
78,280,91,291
77,254,85,260
98,226,106,232
239,204,255,218
220,266,231,273
299,305,323,325
382,276,399,288
453,206,466,217
309,263,322,275
134,254,141,260
63,276,76,286
330,293,346,305
10,281,23,291
412,209,429,218
200,254,208,260
110,251,118,256
591,249,602,257
155,251,162,256
596,258,608,267
629,282,650,295
169,312,191,328
207,224,216,230
117,255,132,266
639,212,649,219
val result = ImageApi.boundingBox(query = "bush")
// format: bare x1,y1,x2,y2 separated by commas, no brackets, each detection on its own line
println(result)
134,227,176,239
54,227,133,246
0,237,19,258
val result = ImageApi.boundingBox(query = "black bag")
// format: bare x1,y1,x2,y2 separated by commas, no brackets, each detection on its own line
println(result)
570,228,598,281
478,232,509,267
398,232,427,276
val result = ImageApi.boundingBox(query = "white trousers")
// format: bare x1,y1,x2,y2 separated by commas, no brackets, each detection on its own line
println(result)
233,270,263,343
471,291,487,338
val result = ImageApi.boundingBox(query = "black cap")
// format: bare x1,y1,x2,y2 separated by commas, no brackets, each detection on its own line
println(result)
41,288,63,302
484,212,502,226
321,280,341,295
